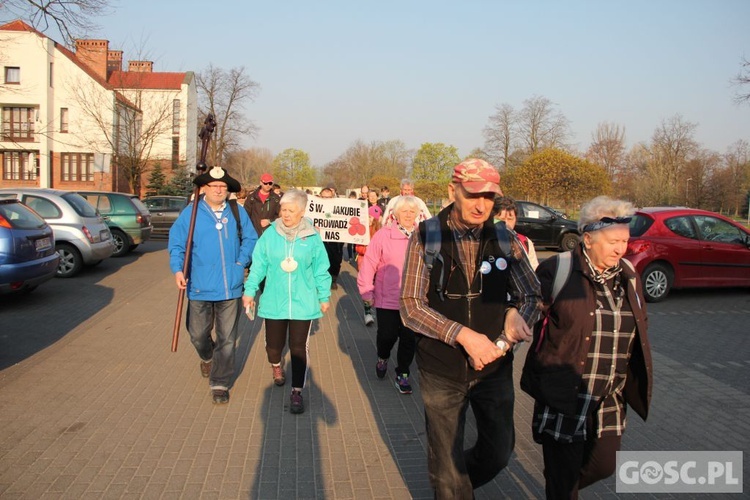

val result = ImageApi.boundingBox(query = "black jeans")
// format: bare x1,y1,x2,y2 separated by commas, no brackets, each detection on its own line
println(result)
264,319,312,389
541,432,621,499
323,241,343,279
375,308,415,375
186,298,241,390
419,360,515,499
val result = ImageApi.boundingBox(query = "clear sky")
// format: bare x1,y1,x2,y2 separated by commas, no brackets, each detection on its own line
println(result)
88,0,749,167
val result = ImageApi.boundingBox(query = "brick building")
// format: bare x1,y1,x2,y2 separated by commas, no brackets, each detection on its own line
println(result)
0,20,197,196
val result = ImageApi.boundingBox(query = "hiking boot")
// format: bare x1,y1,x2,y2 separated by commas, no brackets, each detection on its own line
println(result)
290,390,304,414
376,358,388,379
395,374,412,394
211,389,229,404
272,364,286,386
200,359,212,378
364,313,375,326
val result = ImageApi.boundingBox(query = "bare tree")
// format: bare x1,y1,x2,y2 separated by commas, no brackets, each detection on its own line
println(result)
70,74,175,195
224,147,273,188
321,139,410,190
517,95,570,154
196,64,260,166
586,122,627,178
2,0,111,45
649,114,699,204
731,56,750,105
722,140,750,215
483,103,516,170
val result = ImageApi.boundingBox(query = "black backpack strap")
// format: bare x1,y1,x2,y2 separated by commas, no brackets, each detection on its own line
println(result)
228,198,243,241
422,216,445,301
493,221,512,258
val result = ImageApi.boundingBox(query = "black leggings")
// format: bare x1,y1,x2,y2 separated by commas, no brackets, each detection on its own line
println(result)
264,319,311,389
376,308,416,375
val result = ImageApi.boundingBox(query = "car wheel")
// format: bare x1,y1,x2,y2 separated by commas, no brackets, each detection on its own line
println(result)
111,229,131,257
56,243,83,278
642,263,673,303
560,233,579,251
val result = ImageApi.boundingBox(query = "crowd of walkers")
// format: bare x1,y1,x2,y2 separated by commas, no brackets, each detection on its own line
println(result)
168,162,652,499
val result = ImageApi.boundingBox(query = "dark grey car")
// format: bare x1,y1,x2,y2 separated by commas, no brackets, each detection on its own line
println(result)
142,196,188,237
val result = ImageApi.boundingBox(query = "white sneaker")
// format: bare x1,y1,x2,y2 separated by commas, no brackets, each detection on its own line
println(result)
364,313,375,326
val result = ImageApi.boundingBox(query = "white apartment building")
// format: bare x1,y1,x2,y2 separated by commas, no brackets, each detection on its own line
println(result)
0,20,197,195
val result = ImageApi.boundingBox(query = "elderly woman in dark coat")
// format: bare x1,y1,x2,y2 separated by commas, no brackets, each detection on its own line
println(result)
522,195,652,499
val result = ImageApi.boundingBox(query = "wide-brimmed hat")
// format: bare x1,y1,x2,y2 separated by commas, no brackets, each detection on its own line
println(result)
193,166,241,193
452,159,502,195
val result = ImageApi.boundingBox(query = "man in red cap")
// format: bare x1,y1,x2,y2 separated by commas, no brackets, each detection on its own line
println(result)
400,158,542,498
243,173,281,237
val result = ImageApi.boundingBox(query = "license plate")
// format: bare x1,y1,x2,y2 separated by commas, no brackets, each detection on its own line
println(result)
100,230,110,241
35,237,51,251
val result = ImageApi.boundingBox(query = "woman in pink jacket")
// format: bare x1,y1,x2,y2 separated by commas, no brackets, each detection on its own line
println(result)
357,196,419,394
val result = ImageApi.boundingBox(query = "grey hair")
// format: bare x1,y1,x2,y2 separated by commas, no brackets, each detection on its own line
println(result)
400,178,414,189
577,196,635,233
280,189,309,212
392,195,419,217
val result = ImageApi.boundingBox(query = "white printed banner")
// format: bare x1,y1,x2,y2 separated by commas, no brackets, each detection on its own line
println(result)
306,197,371,245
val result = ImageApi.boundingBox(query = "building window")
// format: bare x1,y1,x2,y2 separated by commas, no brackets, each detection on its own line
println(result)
49,63,54,87
2,106,36,141
60,108,69,133
4,66,20,84
61,153,94,182
172,137,180,169
1,150,38,180
172,99,180,135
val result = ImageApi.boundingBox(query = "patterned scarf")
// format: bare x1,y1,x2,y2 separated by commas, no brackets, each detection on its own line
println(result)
582,247,625,299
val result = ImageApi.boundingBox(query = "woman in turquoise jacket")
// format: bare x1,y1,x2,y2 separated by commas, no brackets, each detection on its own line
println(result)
243,189,331,414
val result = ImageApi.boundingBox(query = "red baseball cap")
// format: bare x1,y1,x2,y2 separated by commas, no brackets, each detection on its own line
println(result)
452,159,501,195
260,173,273,184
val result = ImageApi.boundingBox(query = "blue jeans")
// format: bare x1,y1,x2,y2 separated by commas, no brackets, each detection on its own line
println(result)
186,298,241,390
419,360,515,499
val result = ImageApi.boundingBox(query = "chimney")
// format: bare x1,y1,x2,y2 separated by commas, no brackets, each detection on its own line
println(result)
107,50,123,75
75,39,110,80
128,60,153,73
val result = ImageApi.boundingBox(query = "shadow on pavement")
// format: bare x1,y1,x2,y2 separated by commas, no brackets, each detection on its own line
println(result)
0,240,165,370
250,368,337,498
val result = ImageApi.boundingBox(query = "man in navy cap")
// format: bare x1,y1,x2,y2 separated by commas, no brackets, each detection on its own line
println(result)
168,167,258,404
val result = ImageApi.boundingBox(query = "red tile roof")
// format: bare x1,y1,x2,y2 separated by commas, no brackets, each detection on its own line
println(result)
108,71,186,90
0,19,45,35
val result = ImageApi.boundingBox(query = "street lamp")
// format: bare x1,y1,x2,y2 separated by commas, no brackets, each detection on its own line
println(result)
686,177,692,206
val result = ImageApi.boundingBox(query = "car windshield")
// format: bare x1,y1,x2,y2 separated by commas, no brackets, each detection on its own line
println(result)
0,201,47,229
629,214,653,237
62,193,99,217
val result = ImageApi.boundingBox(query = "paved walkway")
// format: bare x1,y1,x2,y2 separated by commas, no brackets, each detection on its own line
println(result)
0,241,748,498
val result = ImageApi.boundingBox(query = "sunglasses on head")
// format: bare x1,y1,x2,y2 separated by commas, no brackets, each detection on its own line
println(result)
600,216,632,224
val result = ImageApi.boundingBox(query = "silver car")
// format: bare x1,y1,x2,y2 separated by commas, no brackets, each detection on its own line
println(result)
0,188,115,278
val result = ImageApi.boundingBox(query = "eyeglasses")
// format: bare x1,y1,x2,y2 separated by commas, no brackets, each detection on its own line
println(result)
262,181,273,186
206,184,228,190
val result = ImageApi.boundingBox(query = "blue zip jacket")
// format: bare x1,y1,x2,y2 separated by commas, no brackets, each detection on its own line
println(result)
169,198,258,301
244,218,331,320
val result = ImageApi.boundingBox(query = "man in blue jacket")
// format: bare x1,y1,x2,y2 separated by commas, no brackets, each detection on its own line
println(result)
169,167,258,404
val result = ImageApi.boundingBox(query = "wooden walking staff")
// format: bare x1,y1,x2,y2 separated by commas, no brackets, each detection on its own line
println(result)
171,114,216,352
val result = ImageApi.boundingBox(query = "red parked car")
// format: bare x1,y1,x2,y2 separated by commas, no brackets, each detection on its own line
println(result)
624,207,750,302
